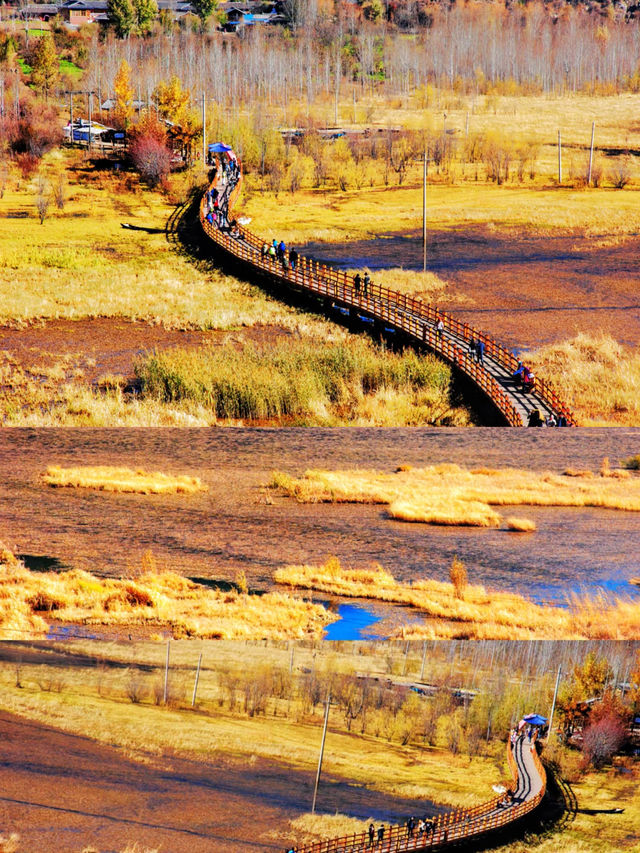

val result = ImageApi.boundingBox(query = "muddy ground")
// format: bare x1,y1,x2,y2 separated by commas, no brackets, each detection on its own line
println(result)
301,226,640,350
0,318,289,392
0,706,433,852
1,428,639,610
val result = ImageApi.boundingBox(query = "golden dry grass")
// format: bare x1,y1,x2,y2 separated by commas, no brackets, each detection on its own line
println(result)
0,835,19,853
270,463,640,529
274,557,640,640
288,814,372,846
528,334,640,426
0,548,333,640
43,465,208,495
0,153,327,332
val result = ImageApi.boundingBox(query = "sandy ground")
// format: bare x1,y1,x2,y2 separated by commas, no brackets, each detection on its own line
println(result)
0,705,433,853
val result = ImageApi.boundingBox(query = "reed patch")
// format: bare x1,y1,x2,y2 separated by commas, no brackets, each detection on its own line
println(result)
270,463,640,530
275,557,640,640
0,547,333,641
136,337,468,426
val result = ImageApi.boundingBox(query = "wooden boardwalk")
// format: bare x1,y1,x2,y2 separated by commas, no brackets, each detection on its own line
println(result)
199,167,576,427
286,734,546,853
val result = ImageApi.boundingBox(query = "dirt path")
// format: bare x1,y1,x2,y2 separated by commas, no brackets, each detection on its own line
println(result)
0,710,433,852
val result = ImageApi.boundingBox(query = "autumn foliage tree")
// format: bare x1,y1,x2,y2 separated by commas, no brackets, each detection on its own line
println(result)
129,110,171,185
153,75,201,164
582,693,630,769
31,33,58,99
113,59,134,130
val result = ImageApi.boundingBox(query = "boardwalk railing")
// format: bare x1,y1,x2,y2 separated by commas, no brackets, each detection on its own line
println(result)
198,166,576,427
283,736,546,853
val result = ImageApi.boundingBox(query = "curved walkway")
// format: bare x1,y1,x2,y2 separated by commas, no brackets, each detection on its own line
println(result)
288,734,546,853
199,161,576,427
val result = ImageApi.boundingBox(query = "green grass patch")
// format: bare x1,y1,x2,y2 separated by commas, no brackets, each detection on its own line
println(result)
17,57,32,74
59,59,82,77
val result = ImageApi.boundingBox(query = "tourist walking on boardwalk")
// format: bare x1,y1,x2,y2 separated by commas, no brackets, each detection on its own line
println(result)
289,247,298,270
476,339,485,365
468,337,476,360
436,317,444,339
377,825,384,844
363,272,370,295
368,823,374,846
354,273,362,295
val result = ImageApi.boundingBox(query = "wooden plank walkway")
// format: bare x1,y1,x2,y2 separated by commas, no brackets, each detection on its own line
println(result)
283,734,546,853
199,164,577,427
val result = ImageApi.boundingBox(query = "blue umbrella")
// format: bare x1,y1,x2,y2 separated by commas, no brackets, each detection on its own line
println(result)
523,713,548,726
208,142,233,153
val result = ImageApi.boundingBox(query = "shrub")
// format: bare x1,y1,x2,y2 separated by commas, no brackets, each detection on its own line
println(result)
449,556,467,600
582,715,626,769
129,134,172,187
3,96,63,158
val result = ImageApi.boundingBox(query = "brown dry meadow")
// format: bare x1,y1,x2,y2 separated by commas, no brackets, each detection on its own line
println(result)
275,557,640,640
43,465,208,495
270,461,639,529
0,546,333,641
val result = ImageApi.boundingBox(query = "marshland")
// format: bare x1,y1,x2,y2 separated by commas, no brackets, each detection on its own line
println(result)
2,428,640,641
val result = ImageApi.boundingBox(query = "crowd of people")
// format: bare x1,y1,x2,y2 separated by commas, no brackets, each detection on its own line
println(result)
260,238,299,271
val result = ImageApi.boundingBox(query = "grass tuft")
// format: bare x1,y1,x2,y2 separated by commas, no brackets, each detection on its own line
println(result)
43,465,208,495
505,517,536,532
269,463,640,528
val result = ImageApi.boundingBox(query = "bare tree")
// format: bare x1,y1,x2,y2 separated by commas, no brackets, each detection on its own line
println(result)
35,175,51,225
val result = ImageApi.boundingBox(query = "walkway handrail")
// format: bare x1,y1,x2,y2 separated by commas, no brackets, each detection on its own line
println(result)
198,163,577,427
280,735,546,853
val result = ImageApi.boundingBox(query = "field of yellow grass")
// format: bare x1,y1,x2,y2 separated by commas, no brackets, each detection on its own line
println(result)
243,180,640,247
43,465,207,495
0,655,503,810
0,152,320,331
0,546,333,641
528,334,640,426
270,462,639,529
243,91,640,244
275,557,640,640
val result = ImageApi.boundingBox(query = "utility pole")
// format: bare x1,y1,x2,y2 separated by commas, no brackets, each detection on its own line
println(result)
557,129,562,185
588,121,595,186
163,639,171,705
202,92,206,165
420,641,427,681
547,664,562,741
423,151,428,273
311,693,331,814
88,91,93,154
191,651,202,707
